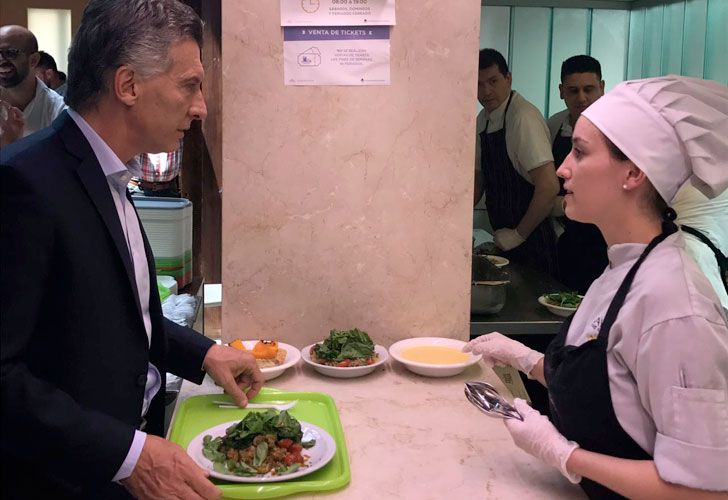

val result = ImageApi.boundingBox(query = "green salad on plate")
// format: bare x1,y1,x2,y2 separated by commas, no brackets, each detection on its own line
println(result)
544,291,583,308
311,328,378,367
202,410,315,477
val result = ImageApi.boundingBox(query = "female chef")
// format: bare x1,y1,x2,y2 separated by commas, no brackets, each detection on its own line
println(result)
465,76,728,499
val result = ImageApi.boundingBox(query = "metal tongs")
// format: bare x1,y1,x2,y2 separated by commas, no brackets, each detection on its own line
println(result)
464,381,523,421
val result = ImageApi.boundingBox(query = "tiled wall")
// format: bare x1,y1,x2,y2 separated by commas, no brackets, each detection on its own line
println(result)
480,0,727,119
628,0,728,84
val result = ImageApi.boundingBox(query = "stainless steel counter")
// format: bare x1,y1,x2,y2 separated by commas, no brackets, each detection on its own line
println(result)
471,260,567,336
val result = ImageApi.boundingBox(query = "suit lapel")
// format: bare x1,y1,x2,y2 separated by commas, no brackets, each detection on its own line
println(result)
55,112,145,324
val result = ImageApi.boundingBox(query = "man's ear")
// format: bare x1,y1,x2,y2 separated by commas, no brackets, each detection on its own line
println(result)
114,65,139,107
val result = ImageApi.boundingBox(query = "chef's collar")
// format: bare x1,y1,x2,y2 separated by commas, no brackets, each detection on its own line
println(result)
607,242,647,269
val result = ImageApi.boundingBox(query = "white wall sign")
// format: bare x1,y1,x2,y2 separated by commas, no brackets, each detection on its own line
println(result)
281,0,396,26
284,26,390,86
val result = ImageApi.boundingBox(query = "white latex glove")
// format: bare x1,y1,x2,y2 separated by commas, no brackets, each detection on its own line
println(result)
463,332,544,375
505,399,581,484
494,228,525,251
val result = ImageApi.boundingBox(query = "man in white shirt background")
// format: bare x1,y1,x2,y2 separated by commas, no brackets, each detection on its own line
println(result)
0,25,65,146
547,55,608,294
474,48,560,277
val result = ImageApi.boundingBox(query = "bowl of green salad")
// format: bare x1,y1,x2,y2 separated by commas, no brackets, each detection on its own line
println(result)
301,328,388,378
538,291,584,317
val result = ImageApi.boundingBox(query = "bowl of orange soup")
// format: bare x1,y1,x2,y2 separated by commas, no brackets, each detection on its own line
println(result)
388,337,482,377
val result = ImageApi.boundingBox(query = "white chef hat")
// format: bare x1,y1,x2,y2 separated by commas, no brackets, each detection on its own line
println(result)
581,75,728,202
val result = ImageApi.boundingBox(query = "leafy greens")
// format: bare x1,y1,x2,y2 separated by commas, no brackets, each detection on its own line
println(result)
218,409,303,449
313,328,375,361
545,291,582,308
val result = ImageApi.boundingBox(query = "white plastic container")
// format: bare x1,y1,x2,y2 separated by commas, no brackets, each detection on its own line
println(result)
133,195,193,288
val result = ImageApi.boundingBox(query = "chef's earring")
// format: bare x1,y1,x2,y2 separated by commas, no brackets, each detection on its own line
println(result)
622,184,628,190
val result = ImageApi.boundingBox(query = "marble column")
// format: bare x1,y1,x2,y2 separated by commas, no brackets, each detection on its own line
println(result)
221,1,481,346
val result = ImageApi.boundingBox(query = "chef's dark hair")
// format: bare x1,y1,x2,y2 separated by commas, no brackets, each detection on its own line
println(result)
605,136,672,222
479,49,509,76
561,55,602,82
65,0,203,113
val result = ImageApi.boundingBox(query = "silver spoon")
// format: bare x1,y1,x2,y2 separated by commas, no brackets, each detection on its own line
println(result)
464,381,523,421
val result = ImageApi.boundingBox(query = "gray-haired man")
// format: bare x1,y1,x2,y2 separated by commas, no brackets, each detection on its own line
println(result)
1,1,264,498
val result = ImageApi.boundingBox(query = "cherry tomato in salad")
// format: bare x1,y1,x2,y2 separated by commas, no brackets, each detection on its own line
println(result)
290,443,303,453
337,359,352,367
278,438,293,449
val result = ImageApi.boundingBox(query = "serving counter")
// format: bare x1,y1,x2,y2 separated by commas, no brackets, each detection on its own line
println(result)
174,359,585,499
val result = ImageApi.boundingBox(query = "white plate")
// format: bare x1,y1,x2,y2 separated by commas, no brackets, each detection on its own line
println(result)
187,420,336,483
538,295,581,317
388,337,481,377
485,255,509,268
239,341,301,381
301,344,388,378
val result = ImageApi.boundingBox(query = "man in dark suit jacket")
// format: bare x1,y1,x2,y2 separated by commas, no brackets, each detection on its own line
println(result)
0,1,263,498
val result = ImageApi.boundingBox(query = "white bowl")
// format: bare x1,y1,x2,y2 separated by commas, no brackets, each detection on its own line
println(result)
240,340,301,381
388,337,481,377
485,255,509,268
301,343,388,378
537,295,580,317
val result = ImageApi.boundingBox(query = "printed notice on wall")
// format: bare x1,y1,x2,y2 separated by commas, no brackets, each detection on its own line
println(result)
281,0,396,26
284,26,390,86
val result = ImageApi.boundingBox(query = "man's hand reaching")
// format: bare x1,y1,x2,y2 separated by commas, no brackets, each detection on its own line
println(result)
203,344,264,407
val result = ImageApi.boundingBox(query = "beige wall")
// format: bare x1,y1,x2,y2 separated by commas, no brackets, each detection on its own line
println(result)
0,0,86,35
221,1,481,347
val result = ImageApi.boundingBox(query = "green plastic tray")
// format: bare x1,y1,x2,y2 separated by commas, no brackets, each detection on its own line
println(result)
168,388,351,499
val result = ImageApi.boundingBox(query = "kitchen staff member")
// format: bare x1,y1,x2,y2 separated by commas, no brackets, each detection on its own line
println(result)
547,55,608,293
466,76,728,498
474,49,560,276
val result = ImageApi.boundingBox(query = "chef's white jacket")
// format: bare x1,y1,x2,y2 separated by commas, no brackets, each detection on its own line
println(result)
566,232,728,490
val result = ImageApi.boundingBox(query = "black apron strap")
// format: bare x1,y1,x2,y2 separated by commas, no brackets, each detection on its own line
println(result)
680,224,728,293
484,91,514,141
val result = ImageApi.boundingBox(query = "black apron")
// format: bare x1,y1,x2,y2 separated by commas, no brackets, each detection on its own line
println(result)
681,224,728,294
552,124,608,294
544,223,677,499
480,92,558,276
